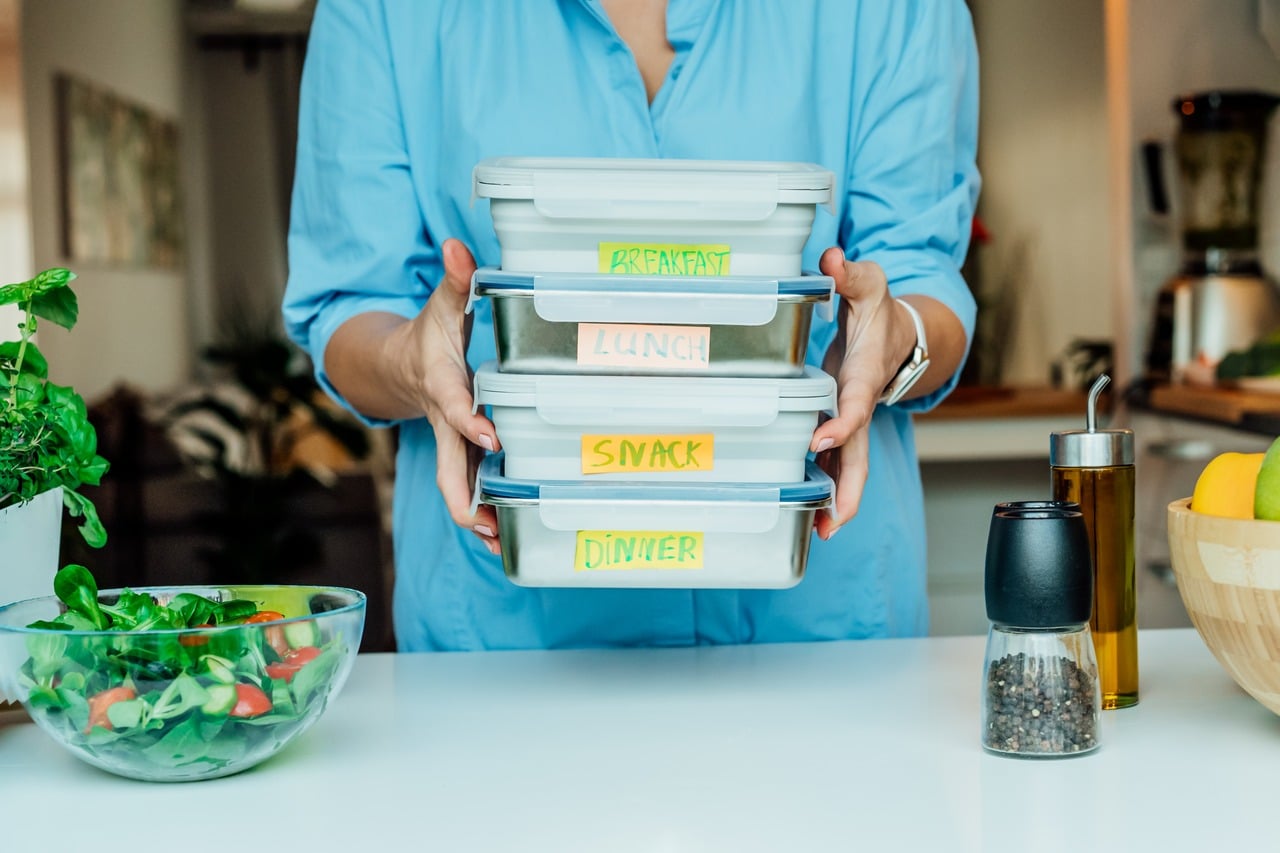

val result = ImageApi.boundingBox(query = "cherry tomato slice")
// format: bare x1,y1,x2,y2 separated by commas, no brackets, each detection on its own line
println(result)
179,623,214,647
265,662,299,682
229,683,272,718
244,611,286,623
265,646,323,683
245,611,289,656
284,646,323,666
86,686,137,733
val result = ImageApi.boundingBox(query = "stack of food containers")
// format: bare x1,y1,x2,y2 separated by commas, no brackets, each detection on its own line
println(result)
469,157,838,589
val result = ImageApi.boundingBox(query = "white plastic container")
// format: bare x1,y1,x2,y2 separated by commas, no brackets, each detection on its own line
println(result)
469,267,834,377
472,157,834,276
476,454,833,589
472,362,836,483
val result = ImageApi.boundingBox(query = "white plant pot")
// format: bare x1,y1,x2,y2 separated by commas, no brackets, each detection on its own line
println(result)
0,486,62,708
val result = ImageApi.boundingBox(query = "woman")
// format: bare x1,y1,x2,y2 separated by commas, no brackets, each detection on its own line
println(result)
283,0,979,651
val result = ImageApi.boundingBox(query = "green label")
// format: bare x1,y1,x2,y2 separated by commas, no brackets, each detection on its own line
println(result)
598,242,731,276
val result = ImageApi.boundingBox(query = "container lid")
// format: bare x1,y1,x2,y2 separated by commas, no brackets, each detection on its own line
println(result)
477,452,832,505
1049,375,1134,467
473,362,837,425
472,268,833,298
472,157,835,208
469,267,835,325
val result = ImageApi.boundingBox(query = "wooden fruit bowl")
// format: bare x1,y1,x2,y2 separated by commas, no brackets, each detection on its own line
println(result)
1167,497,1280,715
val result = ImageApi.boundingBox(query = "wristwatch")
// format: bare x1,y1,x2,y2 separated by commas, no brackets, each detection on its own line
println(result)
878,298,930,406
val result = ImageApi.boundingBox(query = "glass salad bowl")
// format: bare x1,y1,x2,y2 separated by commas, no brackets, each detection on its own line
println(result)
0,570,365,782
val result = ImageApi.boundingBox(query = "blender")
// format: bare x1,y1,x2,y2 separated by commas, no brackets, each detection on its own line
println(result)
1144,90,1280,385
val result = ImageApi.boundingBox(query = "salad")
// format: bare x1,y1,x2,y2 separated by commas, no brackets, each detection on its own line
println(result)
13,565,350,780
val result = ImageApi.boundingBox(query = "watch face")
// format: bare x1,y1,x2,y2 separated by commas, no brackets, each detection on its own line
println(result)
882,356,930,406
879,299,930,406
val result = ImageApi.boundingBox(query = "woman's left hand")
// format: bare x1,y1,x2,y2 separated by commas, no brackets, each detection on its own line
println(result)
810,247,921,540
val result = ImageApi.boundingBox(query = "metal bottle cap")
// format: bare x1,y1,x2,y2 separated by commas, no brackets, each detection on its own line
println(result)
1049,375,1134,468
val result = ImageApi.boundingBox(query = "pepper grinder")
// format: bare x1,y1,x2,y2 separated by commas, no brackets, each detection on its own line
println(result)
982,506,1101,758
1051,375,1138,710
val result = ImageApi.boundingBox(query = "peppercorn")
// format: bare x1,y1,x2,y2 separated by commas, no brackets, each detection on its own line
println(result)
983,652,1098,756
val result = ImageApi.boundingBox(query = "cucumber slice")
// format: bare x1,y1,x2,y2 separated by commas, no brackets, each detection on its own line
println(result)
201,655,236,684
201,683,237,716
283,619,319,649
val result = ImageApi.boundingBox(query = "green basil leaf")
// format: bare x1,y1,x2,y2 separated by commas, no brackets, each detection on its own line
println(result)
63,490,107,548
31,267,75,293
0,280,31,306
0,340,47,378
30,286,78,330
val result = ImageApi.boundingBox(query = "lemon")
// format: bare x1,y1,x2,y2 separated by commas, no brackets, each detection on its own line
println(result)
1191,451,1265,519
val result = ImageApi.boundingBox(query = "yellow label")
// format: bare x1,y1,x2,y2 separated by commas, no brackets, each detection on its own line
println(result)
577,322,711,370
598,242,731,276
575,530,704,571
582,433,714,474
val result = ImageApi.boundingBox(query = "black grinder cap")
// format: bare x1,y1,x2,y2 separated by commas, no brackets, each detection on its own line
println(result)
985,507,1093,629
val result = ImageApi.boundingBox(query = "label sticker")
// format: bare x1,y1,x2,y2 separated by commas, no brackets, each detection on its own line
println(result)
575,530,704,571
577,322,711,370
582,433,714,474
598,242,731,276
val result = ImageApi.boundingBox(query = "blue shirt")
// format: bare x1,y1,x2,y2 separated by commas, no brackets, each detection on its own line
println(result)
284,0,980,651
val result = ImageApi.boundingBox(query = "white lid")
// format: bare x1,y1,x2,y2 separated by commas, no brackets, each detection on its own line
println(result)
467,267,835,325
473,157,834,207
473,362,836,425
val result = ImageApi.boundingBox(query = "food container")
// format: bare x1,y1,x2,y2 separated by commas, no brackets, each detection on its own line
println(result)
472,362,836,483
472,157,835,276
469,268,834,377
475,453,833,588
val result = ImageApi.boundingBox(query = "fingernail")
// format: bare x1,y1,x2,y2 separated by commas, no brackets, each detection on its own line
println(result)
485,538,501,556
474,524,495,538
815,437,835,453
478,434,495,451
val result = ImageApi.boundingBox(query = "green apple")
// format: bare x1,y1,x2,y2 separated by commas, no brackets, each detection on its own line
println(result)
1254,437,1280,520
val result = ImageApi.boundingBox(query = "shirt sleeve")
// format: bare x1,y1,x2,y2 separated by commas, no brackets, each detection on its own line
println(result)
842,0,981,413
282,0,437,426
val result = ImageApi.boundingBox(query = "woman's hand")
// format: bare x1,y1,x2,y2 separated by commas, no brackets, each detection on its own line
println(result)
809,247,921,541
403,239,502,554
325,238,502,555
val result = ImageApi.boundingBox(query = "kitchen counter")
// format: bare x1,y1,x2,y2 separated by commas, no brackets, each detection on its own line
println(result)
1141,383,1280,436
2,629,1276,851
914,386,1089,461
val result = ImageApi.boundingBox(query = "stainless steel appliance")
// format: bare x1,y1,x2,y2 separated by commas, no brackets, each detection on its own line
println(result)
1144,90,1280,385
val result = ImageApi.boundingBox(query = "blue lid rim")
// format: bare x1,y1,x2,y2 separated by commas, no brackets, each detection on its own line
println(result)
477,454,832,503
472,267,831,298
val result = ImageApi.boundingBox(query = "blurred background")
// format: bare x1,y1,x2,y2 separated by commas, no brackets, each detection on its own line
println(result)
0,0,1277,648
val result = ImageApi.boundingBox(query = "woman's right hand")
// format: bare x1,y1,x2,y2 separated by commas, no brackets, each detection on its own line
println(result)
327,240,502,553
381,238,502,554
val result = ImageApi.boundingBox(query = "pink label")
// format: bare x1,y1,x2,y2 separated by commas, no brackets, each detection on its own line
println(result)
577,322,711,370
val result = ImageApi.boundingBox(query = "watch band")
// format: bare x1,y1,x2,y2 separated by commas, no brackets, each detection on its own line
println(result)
878,298,931,406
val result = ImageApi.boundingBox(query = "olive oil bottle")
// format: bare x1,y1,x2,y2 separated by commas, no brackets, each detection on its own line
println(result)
1050,376,1138,710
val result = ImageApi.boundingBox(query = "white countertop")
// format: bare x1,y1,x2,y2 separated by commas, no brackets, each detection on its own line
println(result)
1,628,1276,851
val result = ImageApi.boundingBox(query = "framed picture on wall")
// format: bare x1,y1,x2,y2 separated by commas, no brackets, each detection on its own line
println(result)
54,73,185,270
